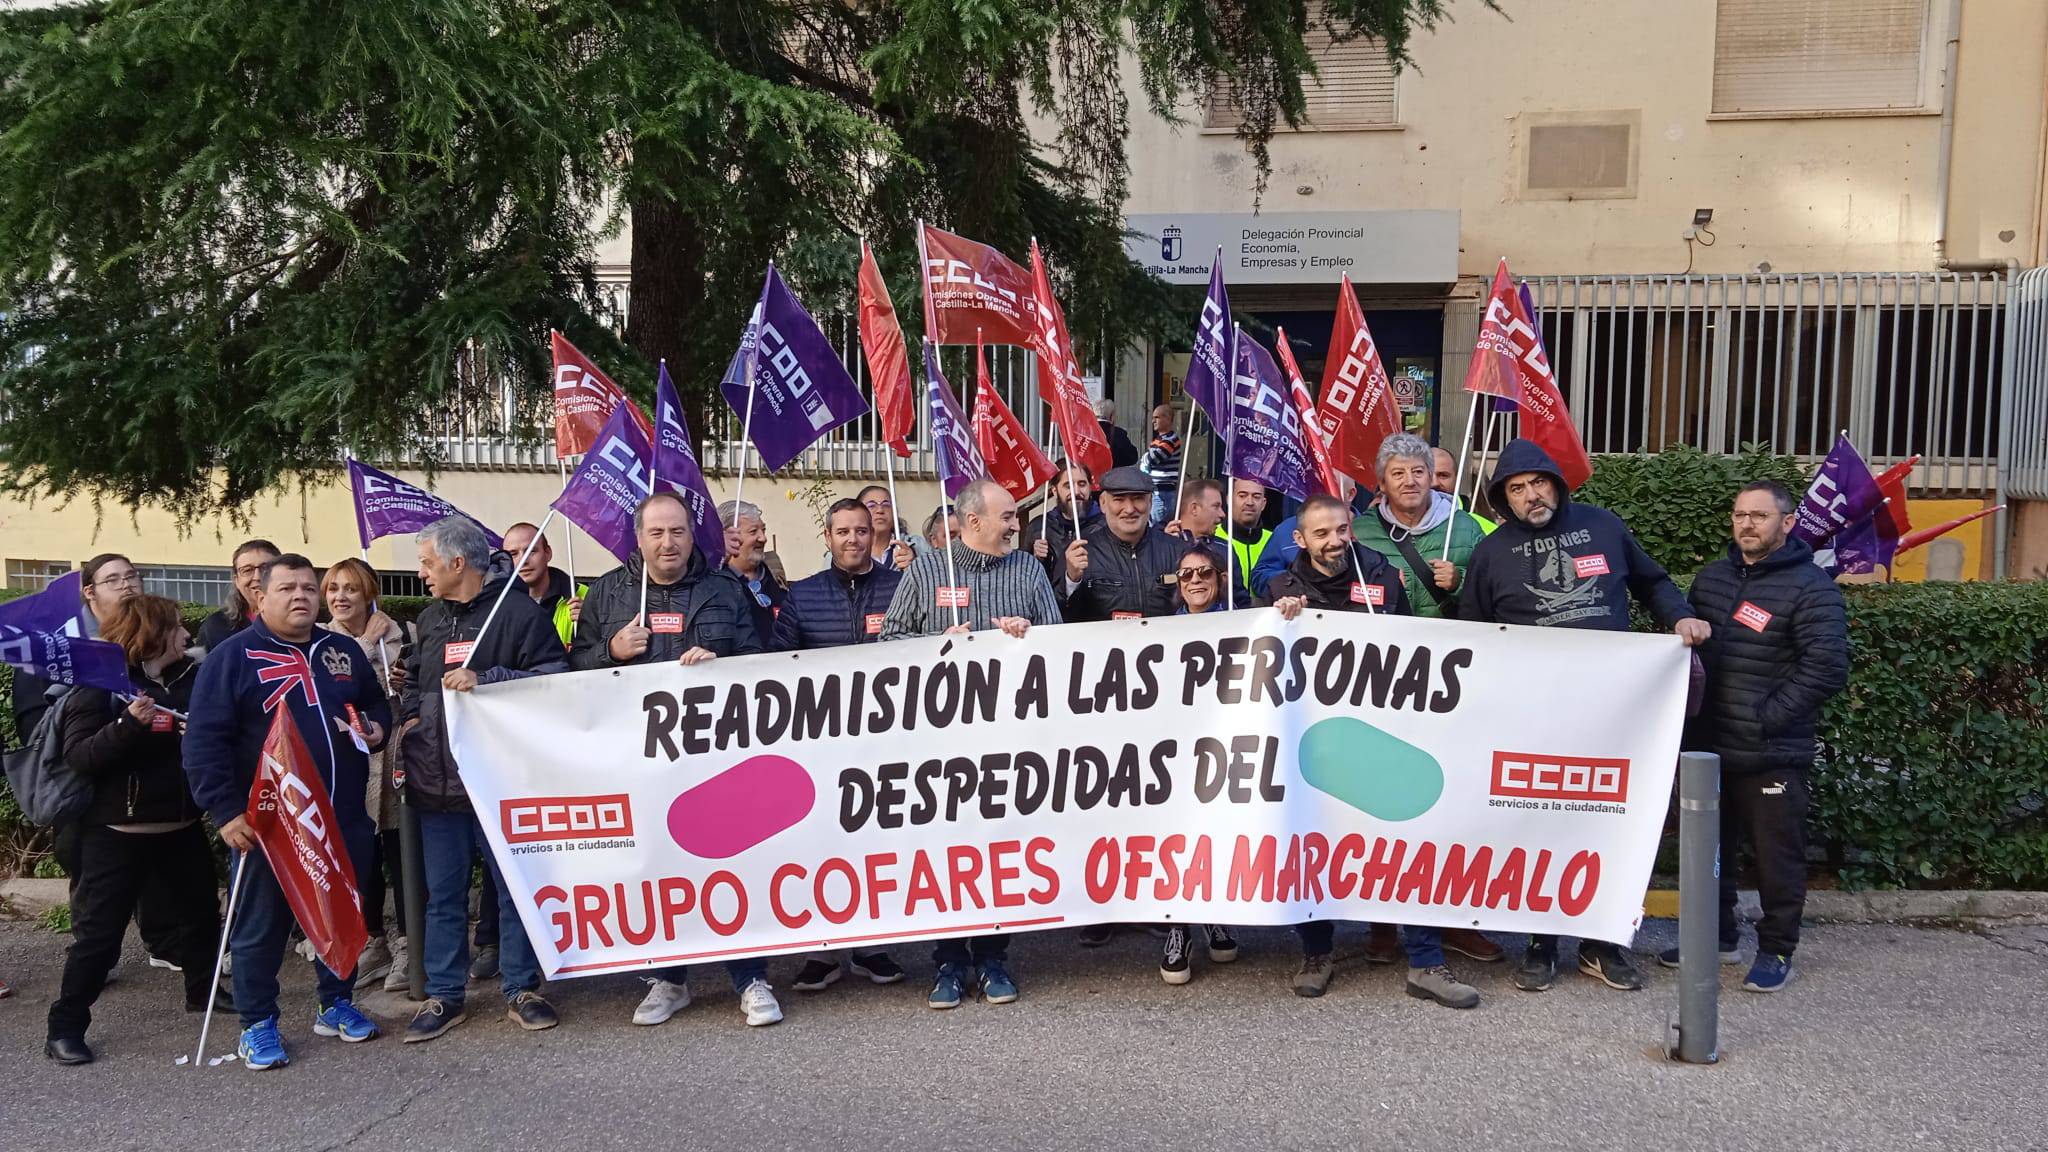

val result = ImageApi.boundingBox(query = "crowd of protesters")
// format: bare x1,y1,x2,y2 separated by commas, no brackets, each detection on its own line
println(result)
9,427,1848,1069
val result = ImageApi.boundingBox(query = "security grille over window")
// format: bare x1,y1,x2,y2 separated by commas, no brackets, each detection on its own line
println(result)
139,565,234,606
1712,0,1929,114
4,559,69,592
1520,272,2003,494
1205,14,1397,131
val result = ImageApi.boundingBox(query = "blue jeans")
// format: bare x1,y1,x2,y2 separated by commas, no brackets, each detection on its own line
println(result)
228,827,371,1028
1150,491,1175,526
648,959,767,991
419,807,540,1006
1295,922,1445,968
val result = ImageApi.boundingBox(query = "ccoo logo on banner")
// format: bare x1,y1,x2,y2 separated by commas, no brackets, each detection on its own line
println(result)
444,612,1688,979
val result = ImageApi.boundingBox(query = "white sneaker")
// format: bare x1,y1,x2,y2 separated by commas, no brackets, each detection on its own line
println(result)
632,978,691,1026
354,937,393,988
296,938,318,963
148,954,183,972
739,979,783,1027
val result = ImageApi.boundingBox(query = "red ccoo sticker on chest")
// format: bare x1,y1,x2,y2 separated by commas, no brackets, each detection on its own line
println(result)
648,612,685,634
1111,610,1142,621
864,613,886,635
443,640,475,666
149,711,175,733
1349,582,1385,606
1572,554,1611,578
1734,601,1774,632
936,586,971,608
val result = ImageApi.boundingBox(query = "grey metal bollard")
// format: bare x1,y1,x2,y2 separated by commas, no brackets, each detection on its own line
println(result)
1666,750,1722,1063
398,792,429,999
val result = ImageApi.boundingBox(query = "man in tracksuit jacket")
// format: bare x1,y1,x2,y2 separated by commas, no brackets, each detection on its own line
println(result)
1028,457,1100,578
1059,465,1185,623
183,554,392,1070
1258,496,1482,1009
1460,439,1711,994
1673,480,1848,994
398,517,569,1043
570,490,778,1029
772,498,908,992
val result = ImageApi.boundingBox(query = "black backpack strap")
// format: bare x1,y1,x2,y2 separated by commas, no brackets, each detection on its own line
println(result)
1388,530,1458,615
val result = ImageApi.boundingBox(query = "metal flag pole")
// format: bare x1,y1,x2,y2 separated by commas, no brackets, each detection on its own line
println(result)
460,508,558,670
732,280,765,527
555,454,577,581
1224,323,1241,612
191,852,249,1068
1172,398,1199,525
938,499,963,630
1347,543,1379,615
1039,416,1064,552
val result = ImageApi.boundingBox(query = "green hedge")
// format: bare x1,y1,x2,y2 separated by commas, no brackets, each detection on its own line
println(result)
1577,444,1811,574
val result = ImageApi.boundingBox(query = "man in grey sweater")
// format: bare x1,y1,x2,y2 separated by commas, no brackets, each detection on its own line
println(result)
879,478,1062,1009
882,478,1061,641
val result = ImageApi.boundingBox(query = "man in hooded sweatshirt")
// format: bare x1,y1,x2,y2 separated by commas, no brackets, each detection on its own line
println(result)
1665,480,1847,995
1460,439,1711,994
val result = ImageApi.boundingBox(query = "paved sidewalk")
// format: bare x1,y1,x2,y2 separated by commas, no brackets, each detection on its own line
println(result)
1,917,2042,1151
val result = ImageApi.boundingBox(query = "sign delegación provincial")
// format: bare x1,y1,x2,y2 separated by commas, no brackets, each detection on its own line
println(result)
446,610,1687,979
1123,211,1460,286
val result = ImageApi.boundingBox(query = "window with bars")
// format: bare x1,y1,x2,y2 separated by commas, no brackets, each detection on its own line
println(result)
1711,0,1931,115
4,559,69,591
138,565,234,607
1205,21,1398,131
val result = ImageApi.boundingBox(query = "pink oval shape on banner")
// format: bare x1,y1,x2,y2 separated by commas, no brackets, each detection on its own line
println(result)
667,755,816,859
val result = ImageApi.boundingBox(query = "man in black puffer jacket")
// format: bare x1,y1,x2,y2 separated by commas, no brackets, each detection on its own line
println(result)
399,516,569,1042
1057,466,1185,621
1461,438,1710,995
571,490,778,1031
1674,480,1848,995
770,497,907,992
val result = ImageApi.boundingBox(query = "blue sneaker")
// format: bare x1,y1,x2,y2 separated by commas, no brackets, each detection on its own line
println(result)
313,998,380,1042
237,1017,289,1071
927,963,966,1010
1743,953,1792,993
977,958,1018,1005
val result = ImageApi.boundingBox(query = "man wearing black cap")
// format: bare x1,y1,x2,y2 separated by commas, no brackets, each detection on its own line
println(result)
1058,465,1185,624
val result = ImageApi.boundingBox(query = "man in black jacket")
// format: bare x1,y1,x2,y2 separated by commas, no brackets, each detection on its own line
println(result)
1257,496,1482,1009
720,497,786,643
1028,457,1099,577
571,491,780,1030
1059,465,1184,623
772,498,907,992
399,516,569,1043
1461,439,1710,994
1669,480,1848,994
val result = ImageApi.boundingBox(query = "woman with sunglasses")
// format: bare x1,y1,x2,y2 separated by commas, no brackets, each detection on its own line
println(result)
1158,546,1240,983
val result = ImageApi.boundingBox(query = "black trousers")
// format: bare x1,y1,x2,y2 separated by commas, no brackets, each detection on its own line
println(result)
1719,768,1809,957
361,829,405,939
47,823,221,1041
54,822,182,958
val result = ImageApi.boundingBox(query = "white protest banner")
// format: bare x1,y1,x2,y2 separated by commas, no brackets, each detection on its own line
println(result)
445,611,1687,980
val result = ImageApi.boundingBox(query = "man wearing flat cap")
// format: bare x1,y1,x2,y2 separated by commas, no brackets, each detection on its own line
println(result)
1058,465,1186,623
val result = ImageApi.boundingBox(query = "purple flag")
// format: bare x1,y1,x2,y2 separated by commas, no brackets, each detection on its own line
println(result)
1794,434,1885,549
1228,330,1313,501
1184,256,1232,428
925,345,985,499
0,571,89,638
0,626,132,694
654,362,727,566
719,264,871,472
347,459,502,552
1498,284,1541,413
551,401,657,565
1824,504,1901,575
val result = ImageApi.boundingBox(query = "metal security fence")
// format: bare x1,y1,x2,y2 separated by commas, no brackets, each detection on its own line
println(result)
1522,273,2006,493
2001,267,2048,502
139,564,234,606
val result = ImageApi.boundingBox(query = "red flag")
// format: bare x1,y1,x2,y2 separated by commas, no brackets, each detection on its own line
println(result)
1276,327,1340,497
246,708,367,979
857,242,915,458
1874,455,1918,536
550,331,645,458
1315,276,1402,483
1026,240,1114,477
920,225,1039,347
1472,260,1592,489
1897,504,2001,554
971,333,1057,501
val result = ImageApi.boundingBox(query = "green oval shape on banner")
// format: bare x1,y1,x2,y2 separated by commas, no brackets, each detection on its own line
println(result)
1297,717,1444,821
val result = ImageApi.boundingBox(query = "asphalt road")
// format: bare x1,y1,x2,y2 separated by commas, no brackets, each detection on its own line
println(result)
1,916,2043,1151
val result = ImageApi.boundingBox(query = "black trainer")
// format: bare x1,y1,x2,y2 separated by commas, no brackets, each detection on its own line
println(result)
403,998,466,1043
848,952,905,984
1160,926,1192,985
506,990,559,1030
1578,942,1645,991
1078,924,1114,947
791,957,842,992
1204,925,1240,963
1514,938,1557,992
